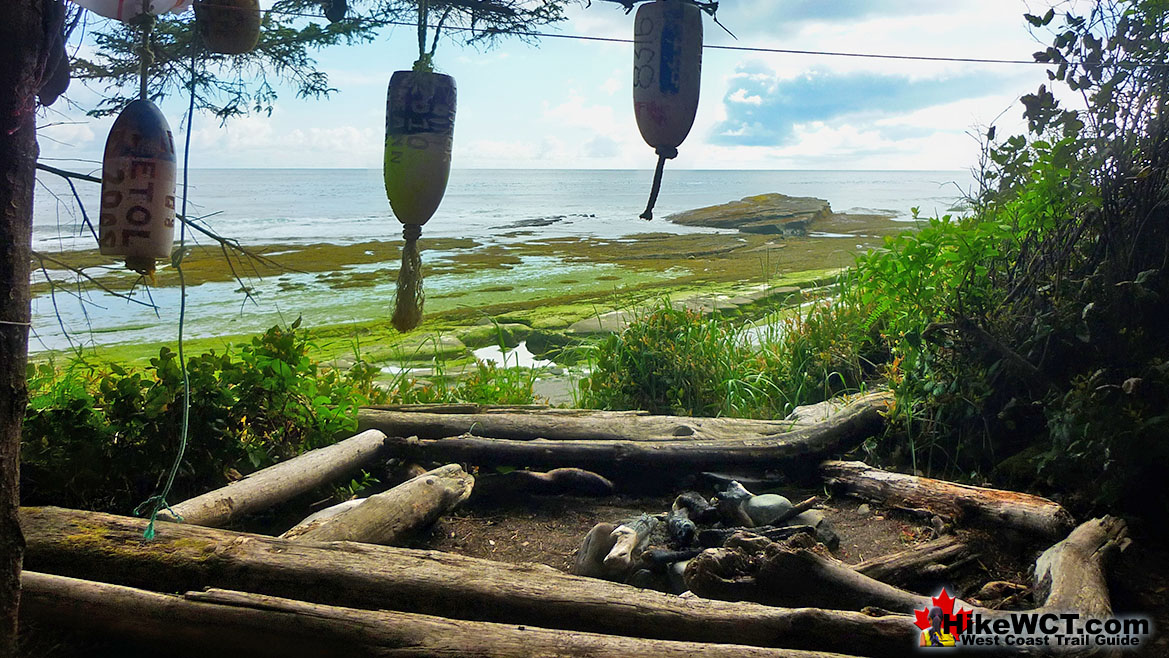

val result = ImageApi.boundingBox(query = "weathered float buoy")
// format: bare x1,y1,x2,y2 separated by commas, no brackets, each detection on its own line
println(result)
194,0,262,55
384,68,456,331
633,0,702,220
70,0,191,21
99,99,177,276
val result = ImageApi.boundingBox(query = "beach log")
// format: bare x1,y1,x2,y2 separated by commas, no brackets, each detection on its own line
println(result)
20,571,862,658
281,463,473,544
852,535,974,589
820,460,1074,540
160,429,388,528
472,467,615,500
358,393,891,442
21,506,918,658
364,403,552,414
378,393,892,475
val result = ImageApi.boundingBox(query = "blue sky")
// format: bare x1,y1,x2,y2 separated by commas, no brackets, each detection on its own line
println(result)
40,0,1068,170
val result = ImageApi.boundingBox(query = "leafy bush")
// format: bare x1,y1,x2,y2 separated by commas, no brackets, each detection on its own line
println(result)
22,320,388,513
852,1,1169,516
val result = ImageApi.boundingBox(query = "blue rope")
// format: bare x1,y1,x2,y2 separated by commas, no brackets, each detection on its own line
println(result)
136,44,196,541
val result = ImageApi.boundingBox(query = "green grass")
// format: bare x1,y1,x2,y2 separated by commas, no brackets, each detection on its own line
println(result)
580,284,885,419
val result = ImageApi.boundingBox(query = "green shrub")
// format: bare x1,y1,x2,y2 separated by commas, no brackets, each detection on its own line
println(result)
22,320,387,513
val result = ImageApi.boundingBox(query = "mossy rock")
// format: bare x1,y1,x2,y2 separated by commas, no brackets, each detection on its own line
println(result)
526,330,576,358
531,314,582,330
364,333,468,363
458,323,531,349
477,314,532,327
666,193,831,235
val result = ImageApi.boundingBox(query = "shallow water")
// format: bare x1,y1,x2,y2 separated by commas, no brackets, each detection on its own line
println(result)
30,169,971,353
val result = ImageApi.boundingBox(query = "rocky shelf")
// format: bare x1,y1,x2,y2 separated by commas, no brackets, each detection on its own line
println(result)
666,193,832,235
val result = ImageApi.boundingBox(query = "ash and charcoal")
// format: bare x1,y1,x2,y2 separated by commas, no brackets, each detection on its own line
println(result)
572,479,839,594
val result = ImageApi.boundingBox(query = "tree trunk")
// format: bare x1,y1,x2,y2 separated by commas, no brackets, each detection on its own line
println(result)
358,394,890,442
379,394,892,476
161,429,388,527
852,535,974,589
20,572,861,658
820,460,1074,540
21,506,918,658
0,1,46,651
281,463,473,544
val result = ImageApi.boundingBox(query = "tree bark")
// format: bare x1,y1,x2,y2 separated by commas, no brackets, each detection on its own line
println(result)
379,394,892,475
20,571,861,658
0,1,47,652
820,460,1074,540
358,394,890,442
21,506,918,658
161,429,388,527
281,463,473,544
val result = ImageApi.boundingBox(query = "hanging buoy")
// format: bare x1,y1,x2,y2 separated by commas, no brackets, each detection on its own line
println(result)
633,0,703,220
324,0,348,23
384,69,457,332
194,0,261,55
99,100,177,276
71,0,191,21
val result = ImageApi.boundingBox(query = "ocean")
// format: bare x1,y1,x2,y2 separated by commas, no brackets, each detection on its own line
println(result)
30,168,974,353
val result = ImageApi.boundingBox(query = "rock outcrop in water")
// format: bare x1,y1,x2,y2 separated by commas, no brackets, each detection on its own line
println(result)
666,193,831,235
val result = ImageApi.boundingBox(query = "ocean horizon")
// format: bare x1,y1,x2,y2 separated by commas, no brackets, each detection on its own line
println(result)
29,168,973,353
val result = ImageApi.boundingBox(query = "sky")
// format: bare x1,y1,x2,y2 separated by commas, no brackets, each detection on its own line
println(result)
38,0,1073,171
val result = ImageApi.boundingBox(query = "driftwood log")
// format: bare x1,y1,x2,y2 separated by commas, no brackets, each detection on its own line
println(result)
686,518,1129,656
820,460,1074,540
852,535,975,589
360,407,813,442
21,572,860,658
161,429,388,528
473,467,616,500
21,507,918,658
380,393,892,474
281,464,473,544
365,403,552,414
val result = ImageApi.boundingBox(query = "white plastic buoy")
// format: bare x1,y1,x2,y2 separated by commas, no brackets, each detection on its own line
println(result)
71,0,191,21
194,0,261,54
99,99,177,276
384,70,456,331
633,0,702,220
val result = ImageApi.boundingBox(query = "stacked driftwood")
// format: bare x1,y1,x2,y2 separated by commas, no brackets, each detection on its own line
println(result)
19,391,1131,657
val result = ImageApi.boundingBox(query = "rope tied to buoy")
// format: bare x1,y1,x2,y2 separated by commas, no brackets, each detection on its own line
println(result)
639,146,678,221
131,0,156,101
392,223,425,331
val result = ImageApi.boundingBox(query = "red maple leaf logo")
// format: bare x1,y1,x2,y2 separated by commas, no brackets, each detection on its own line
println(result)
914,588,972,637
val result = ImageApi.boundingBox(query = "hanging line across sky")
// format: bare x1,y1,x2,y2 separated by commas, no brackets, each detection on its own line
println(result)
216,6,1058,67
